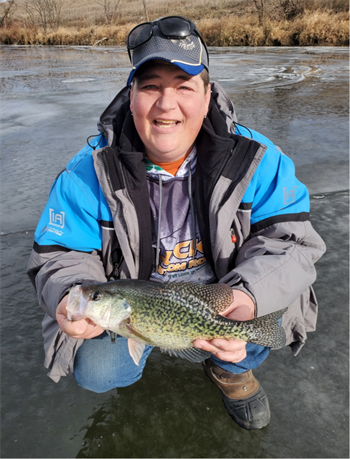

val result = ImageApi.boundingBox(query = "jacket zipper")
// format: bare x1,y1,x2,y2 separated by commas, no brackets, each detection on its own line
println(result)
210,148,235,201
212,148,235,230
99,149,116,197
99,148,133,204
230,227,237,243
99,151,124,278
99,148,137,277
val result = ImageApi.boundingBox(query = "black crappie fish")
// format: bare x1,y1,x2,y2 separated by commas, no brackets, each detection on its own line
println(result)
66,280,286,365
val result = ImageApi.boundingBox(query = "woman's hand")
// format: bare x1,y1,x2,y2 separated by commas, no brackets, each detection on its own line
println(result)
56,295,105,340
193,289,255,363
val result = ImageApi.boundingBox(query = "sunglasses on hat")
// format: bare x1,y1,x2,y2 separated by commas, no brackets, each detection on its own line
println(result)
127,16,209,63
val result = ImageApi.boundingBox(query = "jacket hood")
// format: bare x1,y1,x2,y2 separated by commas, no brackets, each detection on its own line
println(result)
97,81,238,149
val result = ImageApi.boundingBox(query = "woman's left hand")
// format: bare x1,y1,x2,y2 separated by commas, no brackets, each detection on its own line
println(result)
192,289,255,363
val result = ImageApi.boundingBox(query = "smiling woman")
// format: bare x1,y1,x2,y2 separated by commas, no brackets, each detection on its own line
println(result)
130,60,211,163
27,15,326,432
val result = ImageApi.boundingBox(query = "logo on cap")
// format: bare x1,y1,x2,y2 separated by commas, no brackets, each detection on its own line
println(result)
171,37,196,51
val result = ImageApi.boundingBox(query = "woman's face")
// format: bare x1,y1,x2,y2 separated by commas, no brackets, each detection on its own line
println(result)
130,62,211,163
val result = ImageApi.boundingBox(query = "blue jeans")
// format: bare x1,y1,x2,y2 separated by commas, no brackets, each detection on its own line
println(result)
73,332,269,393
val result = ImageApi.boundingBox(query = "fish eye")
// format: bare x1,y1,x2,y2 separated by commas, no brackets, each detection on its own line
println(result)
90,291,101,301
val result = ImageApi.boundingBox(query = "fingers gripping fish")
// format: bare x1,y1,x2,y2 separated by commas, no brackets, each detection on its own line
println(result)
66,280,287,366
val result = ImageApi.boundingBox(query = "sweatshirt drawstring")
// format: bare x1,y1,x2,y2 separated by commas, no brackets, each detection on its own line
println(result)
155,161,195,272
188,163,196,260
156,174,163,271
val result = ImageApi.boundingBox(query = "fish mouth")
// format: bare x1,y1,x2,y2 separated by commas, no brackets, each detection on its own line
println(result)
66,285,88,321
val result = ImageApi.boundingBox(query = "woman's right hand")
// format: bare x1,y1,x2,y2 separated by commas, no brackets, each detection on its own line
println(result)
56,295,105,340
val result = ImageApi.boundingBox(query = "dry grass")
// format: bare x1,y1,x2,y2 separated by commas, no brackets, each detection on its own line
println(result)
0,0,348,45
197,10,349,46
0,23,134,45
295,10,349,45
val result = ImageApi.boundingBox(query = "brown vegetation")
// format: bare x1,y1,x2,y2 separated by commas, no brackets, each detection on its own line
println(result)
0,0,348,46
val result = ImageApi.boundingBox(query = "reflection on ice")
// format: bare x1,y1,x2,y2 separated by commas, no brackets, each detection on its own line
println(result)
62,78,96,83
218,64,321,88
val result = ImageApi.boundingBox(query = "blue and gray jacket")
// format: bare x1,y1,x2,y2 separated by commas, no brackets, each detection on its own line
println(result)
27,82,326,382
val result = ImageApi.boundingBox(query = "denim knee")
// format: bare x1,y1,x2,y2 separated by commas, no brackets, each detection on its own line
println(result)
73,332,153,393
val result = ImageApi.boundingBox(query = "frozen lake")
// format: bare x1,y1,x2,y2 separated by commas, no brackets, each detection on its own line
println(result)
1,45,349,458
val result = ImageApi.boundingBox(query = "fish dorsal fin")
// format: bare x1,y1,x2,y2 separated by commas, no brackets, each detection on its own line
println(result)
128,339,146,366
160,347,212,363
164,282,233,315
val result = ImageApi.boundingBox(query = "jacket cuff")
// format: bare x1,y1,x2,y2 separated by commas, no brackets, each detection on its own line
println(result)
231,285,257,318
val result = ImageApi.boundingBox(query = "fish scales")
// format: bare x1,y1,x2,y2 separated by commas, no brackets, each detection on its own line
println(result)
119,282,233,340
66,279,287,365
118,286,207,347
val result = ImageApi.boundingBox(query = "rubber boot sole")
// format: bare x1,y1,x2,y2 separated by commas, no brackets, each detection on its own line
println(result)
203,362,270,430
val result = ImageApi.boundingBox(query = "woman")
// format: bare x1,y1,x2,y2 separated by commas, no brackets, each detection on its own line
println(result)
27,16,326,430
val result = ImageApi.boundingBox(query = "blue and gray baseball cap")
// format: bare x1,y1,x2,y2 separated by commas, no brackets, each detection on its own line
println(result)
126,16,209,86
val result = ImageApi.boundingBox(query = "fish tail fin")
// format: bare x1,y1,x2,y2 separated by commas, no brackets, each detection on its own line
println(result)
248,307,288,349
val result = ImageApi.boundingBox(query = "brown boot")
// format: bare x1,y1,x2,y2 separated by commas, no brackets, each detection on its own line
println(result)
203,359,270,430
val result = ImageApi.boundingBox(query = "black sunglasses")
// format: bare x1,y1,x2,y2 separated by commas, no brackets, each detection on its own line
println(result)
127,16,209,61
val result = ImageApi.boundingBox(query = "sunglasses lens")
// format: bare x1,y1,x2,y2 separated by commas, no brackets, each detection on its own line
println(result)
128,23,153,49
159,17,192,38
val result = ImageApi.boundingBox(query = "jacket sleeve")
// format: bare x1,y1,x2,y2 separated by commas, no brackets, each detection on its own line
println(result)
27,139,109,381
221,135,326,318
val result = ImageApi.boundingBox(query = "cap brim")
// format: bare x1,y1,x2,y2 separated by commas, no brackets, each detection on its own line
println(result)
127,56,204,86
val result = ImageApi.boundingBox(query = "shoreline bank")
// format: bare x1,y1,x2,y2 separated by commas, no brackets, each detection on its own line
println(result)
1,11,348,46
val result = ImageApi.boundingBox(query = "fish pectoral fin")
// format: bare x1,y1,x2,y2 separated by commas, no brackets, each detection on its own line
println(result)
160,347,212,363
127,339,146,366
125,323,153,343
